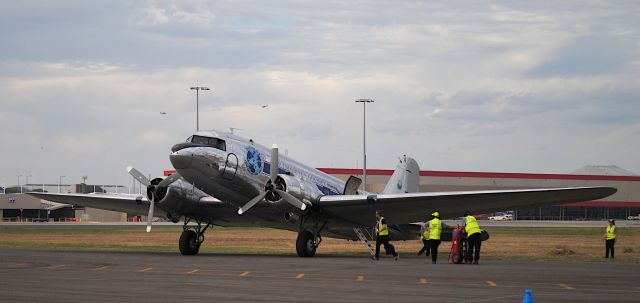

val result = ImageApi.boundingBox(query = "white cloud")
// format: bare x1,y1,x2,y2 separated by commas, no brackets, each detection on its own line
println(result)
0,0,639,186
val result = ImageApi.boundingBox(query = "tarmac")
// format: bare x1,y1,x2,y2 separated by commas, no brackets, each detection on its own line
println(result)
1,248,638,302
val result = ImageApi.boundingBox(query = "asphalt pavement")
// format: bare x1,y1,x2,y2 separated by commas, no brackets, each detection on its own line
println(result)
0,248,637,302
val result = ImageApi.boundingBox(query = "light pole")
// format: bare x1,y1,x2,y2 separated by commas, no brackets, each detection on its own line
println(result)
190,85,210,131
17,175,22,193
355,99,374,191
58,176,65,193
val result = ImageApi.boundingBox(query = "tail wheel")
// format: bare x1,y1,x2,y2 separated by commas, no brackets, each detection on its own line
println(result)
296,230,317,257
179,230,200,255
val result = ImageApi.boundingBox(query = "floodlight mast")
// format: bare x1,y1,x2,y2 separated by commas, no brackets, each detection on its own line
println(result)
190,86,211,131
355,99,374,191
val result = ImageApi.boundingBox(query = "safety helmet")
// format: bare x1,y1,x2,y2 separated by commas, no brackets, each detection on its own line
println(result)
431,211,440,218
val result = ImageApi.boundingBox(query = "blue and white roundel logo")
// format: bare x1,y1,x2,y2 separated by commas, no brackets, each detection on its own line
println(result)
244,147,263,175
397,179,403,190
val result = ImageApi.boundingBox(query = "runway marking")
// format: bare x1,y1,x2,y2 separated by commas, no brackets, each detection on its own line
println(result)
186,269,200,275
93,266,109,271
419,277,428,284
486,281,497,287
240,271,251,277
296,273,305,279
356,275,365,282
138,267,153,272
558,283,574,290
47,264,65,270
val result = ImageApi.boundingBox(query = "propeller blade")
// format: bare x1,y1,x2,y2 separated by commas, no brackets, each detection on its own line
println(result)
270,144,279,183
127,166,151,187
146,194,155,233
274,189,308,211
158,172,181,188
238,192,267,215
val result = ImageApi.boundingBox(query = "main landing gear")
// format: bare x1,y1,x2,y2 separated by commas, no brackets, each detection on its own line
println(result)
296,231,320,257
179,217,210,255
296,222,325,257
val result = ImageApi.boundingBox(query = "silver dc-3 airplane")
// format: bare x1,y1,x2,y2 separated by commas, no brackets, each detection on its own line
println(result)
30,130,617,257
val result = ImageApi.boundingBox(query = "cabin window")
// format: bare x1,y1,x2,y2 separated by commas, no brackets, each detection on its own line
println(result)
189,135,226,151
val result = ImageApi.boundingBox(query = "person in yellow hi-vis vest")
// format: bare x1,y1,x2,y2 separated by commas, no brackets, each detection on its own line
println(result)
427,211,444,264
417,218,431,258
463,210,482,264
374,209,399,261
605,219,616,259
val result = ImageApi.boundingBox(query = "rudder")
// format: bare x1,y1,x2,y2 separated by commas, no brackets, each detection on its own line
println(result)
382,156,420,194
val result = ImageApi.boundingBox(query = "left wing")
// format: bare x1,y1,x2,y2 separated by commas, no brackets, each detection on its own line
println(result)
27,192,158,216
319,186,617,226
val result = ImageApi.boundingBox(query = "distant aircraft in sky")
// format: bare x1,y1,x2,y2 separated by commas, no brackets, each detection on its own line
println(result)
160,112,167,115
262,104,269,108
30,130,616,257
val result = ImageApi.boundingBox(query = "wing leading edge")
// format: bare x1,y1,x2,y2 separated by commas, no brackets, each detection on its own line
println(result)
27,192,157,216
319,186,617,226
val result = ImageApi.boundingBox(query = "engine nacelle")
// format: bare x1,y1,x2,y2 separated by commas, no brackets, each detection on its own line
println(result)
147,178,168,202
264,174,320,204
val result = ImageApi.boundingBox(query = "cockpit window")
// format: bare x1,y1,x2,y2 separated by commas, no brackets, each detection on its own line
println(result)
189,135,226,151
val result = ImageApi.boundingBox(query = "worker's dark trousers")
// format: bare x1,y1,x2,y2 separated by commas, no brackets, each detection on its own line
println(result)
429,240,441,263
466,233,482,263
418,239,430,256
375,235,397,259
606,239,615,258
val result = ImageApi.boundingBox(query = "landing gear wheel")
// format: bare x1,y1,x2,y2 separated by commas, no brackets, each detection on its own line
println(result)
296,231,317,257
179,230,200,255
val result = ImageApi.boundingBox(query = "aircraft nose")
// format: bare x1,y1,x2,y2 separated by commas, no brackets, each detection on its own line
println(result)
170,149,194,169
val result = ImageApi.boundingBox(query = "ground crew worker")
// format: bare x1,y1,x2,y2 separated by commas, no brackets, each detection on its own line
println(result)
374,209,399,261
417,218,430,257
605,219,616,259
427,211,443,264
463,211,482,264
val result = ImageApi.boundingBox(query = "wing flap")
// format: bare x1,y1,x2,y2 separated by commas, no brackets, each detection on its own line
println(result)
319,186,617,226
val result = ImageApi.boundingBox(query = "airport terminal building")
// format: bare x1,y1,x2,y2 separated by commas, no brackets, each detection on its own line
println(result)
2,165,639,222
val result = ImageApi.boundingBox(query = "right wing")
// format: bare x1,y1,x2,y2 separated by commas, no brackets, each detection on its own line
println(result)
27,192,158,216
319,186,617,227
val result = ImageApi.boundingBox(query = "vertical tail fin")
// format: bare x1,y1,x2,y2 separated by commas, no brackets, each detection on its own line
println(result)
382,156,420,194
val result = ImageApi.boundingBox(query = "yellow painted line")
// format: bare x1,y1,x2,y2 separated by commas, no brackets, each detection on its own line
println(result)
138,267,153,272
240,271,251,277
486,281,497,287
558,283,574,290
419,277,428,284
186,269,200,275
93,266,109,271
295,273,305,279
356,275,365,282
47,264,65,270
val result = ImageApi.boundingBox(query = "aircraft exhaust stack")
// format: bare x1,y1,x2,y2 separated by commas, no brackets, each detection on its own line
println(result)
284,211,300,224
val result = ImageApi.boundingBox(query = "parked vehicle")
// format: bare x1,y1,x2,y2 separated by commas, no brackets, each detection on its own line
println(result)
488,213,513,221
627,214,640,220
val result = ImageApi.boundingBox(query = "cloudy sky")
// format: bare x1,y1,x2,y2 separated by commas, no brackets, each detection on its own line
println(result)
1,0,639,188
